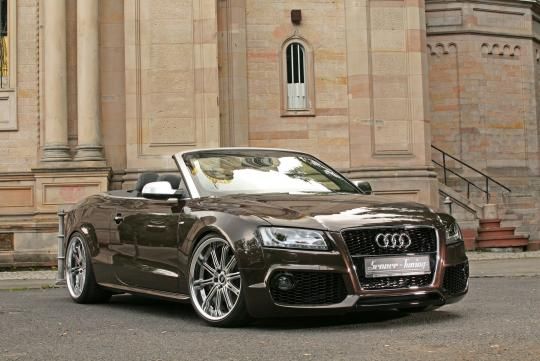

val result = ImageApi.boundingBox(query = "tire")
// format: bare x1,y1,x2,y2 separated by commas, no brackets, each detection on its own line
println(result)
188,234,250,327
65,232,111,304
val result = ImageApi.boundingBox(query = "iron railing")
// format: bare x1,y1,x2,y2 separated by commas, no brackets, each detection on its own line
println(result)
431,145,511,203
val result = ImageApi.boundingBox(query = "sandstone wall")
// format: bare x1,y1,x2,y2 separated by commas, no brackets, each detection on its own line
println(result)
426,0,540,240
0,0,437,266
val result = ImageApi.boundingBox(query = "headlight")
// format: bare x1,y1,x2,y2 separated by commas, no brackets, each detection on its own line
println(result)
445,221,463,244
258,227,329,251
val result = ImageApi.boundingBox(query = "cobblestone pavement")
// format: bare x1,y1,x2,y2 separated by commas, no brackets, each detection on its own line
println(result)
0,270,56,281
1,278,539,361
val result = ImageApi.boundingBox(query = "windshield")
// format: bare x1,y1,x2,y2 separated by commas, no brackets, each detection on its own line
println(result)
182,150,360,197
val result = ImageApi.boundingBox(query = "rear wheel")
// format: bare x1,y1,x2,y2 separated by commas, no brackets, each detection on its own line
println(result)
188,234,249,327
66,232,111,304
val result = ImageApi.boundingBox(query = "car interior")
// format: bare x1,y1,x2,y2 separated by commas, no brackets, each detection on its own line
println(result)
107,172,184,198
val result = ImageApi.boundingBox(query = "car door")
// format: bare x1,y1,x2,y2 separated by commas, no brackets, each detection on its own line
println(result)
87,195,117,284
112,197,183,293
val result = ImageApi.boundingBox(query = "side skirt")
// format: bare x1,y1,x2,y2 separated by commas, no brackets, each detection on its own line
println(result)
99,282,191,303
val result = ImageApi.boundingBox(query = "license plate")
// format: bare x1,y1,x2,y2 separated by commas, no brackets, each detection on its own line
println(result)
364,255,431,278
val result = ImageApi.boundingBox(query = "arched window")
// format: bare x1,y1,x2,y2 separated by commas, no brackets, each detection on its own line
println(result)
286,42,306,110
281,38,314,116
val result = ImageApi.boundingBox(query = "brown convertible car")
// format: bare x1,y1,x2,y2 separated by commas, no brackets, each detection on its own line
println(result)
64,148,468,326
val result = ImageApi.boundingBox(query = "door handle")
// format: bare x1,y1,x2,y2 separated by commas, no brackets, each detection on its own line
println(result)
114,214,124,224
146,224,167,231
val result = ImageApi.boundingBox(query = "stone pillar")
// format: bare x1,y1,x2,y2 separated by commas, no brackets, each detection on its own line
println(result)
42,0,70,161
74,0,104,161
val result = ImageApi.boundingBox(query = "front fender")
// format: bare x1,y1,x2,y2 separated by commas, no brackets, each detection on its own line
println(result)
182,211,268,270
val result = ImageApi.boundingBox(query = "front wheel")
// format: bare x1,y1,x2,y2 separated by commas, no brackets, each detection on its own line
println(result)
188,234,250,327
66,232,111,304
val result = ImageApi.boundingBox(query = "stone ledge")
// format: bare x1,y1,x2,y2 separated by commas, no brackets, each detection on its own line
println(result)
340,166,438,180
466,250,540,260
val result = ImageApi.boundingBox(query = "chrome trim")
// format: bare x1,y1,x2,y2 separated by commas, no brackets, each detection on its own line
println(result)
271,295,359,310
340,225,440,291
172,153,200,199
99,282,190,301
174,147,303,159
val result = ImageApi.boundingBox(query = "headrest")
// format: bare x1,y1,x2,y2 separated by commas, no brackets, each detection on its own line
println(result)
158,174,181,189
135,172,159,192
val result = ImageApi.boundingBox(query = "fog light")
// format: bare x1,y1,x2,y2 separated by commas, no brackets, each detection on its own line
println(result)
273,273,295,291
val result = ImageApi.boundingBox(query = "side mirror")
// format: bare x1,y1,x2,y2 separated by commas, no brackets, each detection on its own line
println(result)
141,181,183,200
353,180,372,195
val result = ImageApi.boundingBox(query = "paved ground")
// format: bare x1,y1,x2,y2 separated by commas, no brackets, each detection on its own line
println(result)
0,277,539,361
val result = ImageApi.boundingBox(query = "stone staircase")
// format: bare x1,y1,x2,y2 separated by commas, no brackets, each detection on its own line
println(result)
438,188,533,251
476,219,529,250
432,145,536,251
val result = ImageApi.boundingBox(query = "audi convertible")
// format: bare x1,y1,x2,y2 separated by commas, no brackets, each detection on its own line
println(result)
64,148,468,326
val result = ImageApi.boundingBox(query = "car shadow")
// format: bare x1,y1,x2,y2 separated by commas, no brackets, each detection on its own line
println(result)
105,294,463,330
249,309,463,330
107,294,199,321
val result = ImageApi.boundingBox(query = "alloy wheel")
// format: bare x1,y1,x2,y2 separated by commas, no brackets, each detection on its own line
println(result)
189,237,242,321
66,236,87,298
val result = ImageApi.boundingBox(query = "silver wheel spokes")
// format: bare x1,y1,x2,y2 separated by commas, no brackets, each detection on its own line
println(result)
190,238,241,321
66,237,87,298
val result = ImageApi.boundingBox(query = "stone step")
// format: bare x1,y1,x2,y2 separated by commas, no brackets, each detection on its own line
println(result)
479,219,502,229
461,228,477,251
500,220,524,230
476,233,530,249
527,240,540,251
477,232,529,241
498,213,520,221
477,227,516,238
501,202,537,210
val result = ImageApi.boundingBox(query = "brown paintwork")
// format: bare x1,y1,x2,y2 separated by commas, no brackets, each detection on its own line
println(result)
64,169,468,318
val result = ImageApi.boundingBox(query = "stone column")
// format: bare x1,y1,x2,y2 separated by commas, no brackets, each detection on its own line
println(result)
74,0,104,161
42,0,70,161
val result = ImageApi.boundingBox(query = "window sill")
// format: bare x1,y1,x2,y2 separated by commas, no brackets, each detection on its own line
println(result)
281,109,316,117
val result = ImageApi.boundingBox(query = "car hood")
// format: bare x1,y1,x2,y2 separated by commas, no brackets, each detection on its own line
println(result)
195,193,443,231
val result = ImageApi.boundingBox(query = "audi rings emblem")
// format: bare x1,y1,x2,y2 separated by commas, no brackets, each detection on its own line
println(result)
375,232,412,249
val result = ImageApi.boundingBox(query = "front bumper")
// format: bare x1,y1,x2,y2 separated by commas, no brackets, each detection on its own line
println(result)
242,230,469,318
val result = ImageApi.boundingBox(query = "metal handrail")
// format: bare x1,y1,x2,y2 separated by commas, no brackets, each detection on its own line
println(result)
439,189,478,216
431,145,511,203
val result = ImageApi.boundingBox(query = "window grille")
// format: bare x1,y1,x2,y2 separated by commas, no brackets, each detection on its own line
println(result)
286,42,306,110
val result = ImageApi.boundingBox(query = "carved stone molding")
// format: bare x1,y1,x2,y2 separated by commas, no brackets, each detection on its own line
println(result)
427,42,457,56
481,43,521,58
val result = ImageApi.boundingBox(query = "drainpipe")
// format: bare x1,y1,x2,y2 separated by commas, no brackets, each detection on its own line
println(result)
56,209,66,285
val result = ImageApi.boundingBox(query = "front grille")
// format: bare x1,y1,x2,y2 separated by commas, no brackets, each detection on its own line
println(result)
353,257,435,290
342,227,438,256
269,272,347,305
358,274,433,290
443,262,469,295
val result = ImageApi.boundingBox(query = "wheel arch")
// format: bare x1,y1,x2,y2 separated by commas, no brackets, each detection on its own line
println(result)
187,220,265,270
189,225,230,255
65,224,99,257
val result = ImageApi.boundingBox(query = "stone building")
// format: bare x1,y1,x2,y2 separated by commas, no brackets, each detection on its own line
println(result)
0,0,538,266
426,0,540,250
